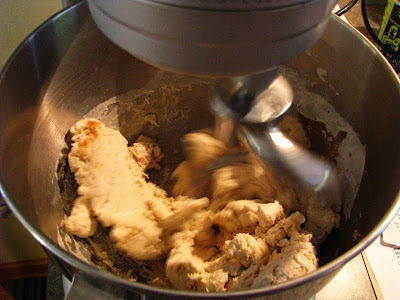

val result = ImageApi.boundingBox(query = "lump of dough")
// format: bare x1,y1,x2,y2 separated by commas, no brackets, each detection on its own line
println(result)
223,234,269,268
173,123,341,246
171,131,227,199
128,135,163,171
213,200,284,234
165,203,317,292
65,118,208,260
251,213,318,288
64,196,97,238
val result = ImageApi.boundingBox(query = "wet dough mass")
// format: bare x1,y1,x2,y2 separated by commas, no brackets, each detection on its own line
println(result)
64,118,339,291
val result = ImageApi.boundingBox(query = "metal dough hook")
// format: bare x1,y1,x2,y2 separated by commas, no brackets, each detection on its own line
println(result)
210,69,341,204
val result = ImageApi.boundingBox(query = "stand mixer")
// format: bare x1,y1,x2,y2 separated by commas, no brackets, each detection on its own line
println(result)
86,0,340,197
2,2,400,299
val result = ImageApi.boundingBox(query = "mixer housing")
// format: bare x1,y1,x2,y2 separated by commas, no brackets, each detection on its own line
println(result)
88,0,337,76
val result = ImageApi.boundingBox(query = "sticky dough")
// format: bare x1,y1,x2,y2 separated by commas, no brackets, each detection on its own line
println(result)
64,117,340,291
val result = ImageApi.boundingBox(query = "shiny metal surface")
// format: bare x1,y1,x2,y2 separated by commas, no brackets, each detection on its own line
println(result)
242,125,341,206
241,75,293,124
88,0,337,75
211,71,291,123
211,71,340,202
0,2,399,299
210,70,291,145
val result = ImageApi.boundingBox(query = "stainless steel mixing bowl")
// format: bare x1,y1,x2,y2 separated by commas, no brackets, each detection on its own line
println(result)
0,1,399,299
